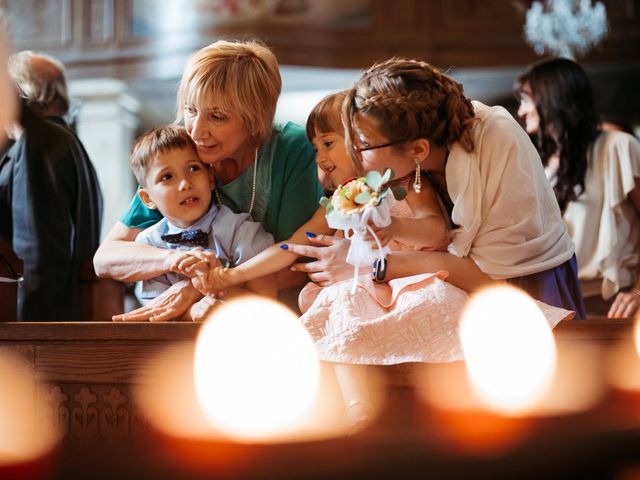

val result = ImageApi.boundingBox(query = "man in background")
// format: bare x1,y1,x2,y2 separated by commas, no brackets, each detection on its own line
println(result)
0,27,16,144
0,51,102,321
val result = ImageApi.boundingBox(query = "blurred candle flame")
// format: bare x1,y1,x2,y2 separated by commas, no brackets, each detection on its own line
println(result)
635,317,640,357
459,285,557,415
608,316,640,392
0,352,59,467
193,297,321,441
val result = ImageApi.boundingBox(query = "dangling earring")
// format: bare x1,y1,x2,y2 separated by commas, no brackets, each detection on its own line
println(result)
413,159,421,193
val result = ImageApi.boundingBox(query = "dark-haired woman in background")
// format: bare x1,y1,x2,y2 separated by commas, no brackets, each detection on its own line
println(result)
516,58,640,318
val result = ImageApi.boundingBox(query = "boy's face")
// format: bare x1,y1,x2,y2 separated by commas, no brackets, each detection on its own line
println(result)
312,131,355,188
138,146,214,228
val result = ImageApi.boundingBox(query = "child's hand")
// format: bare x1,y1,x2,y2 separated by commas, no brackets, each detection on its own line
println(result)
169,248,219,278
190,269,215,295
187,294,220,322
190,265,237,296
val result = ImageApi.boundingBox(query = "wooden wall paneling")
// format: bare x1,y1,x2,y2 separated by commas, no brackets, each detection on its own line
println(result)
585,0,640,63
426,1,535,67
34,342,161,383
365,0,431,66
84,0,115,46
212,0,433,69
4,0,638,78
207,14,375,69
5,0,73,50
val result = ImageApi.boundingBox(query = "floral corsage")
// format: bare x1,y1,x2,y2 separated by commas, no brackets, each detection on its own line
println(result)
320,169,406,290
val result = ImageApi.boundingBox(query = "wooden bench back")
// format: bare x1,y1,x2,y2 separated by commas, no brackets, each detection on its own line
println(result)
0,239,22,321
0,239,124,321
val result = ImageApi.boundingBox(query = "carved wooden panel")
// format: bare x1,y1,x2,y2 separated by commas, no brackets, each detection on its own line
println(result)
40,382,150,447
84,0,115,45
4,0,73,49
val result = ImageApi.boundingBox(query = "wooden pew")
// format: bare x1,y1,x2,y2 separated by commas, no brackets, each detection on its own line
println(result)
79,260,126,321
0,239,124,321
0,239,22,322
0,318,633,448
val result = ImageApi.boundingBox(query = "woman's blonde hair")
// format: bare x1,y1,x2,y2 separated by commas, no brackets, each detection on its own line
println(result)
343,57,476,170
305,90,348,141
176,40,281,144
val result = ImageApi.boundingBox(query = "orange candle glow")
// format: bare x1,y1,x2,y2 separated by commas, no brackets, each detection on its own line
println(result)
459,285,557,415
193,297,321,441
0,352,59,477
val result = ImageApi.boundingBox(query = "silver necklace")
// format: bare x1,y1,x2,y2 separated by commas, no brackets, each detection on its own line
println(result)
214,149,258,215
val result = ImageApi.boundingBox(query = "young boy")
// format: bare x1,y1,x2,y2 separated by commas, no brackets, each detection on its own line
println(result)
128,125,275,320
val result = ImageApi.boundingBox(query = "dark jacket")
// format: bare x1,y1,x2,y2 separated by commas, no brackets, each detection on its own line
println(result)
0,107,102,321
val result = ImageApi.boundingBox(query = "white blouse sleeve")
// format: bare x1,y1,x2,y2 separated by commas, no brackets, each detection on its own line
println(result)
601,131,640,209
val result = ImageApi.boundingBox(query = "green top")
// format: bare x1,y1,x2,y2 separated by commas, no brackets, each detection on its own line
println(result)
120,122,322,242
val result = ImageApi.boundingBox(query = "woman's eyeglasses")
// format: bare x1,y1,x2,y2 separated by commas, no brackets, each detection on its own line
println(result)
354,141,401,153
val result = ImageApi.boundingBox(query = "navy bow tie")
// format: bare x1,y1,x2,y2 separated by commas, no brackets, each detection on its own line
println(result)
161,229,209,246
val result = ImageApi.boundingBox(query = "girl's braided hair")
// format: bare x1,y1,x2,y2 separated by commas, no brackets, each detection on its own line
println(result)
343,58,476,169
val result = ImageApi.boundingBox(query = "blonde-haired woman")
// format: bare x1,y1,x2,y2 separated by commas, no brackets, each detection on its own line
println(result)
287,57,585,318
94,40,323,321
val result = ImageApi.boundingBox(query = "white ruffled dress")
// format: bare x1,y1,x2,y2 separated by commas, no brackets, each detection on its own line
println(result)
299,201,573,366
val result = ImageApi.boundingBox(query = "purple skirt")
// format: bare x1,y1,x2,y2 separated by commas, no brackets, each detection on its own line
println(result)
506,255,586,320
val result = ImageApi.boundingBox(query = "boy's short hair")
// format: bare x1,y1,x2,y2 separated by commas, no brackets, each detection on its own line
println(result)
306,90,348,141
129,125,197,187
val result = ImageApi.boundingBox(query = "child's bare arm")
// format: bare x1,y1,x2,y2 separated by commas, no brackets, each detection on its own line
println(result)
171,248,220,277
198,207,332,292
245,274,278,299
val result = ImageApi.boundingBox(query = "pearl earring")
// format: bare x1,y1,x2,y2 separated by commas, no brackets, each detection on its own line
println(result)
413,158,421,193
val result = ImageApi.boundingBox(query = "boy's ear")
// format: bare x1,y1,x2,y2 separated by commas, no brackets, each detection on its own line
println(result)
137,189,157,210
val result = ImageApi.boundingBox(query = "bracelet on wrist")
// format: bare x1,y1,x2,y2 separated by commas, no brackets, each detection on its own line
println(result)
372,258,388,283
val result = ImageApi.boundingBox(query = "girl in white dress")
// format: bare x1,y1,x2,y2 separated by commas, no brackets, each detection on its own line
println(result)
196,88,573,430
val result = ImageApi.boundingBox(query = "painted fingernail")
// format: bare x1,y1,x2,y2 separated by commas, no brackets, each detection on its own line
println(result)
280,244,289,250
305,232,317,238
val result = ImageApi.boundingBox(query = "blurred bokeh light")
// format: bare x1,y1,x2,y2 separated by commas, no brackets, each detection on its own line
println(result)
0,352,59,467
459,285,557,415
193,297,321,441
